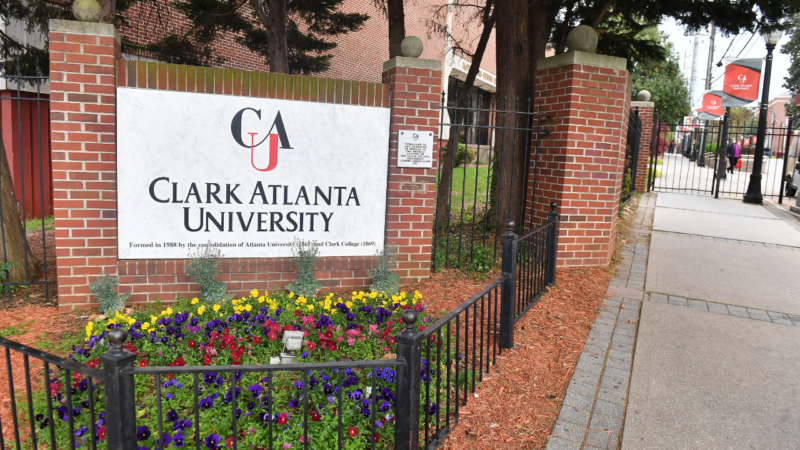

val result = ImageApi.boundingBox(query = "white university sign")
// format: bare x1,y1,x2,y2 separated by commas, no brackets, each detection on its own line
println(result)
117,88,391,259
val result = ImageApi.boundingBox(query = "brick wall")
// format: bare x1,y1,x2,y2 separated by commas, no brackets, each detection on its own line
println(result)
525,52,631,267
49,20,121,311
381,57,441,283
49,20,440,311
631,101,654,193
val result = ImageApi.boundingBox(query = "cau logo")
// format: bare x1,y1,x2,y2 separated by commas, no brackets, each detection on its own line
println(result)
738,74,747,84
230,108,292,172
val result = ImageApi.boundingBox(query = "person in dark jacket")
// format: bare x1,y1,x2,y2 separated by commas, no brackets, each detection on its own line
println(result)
726,140,741,174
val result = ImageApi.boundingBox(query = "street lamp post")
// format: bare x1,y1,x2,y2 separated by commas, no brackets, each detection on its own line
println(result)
744,29,783,204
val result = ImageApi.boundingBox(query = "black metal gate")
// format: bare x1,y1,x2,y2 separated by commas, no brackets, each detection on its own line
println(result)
432,90,549,271
621,107,642,204
647,110,797,203
0,69,54,307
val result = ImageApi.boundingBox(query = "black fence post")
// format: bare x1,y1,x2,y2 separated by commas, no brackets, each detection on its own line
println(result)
499,220,517,350
394,309,422,450
546,202,559,286
99,328,137,450
779,116,794,204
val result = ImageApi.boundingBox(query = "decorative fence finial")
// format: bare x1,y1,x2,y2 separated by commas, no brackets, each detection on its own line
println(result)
107,328,128,352
550,202,558,212
505,220,515,233
401,309,419,329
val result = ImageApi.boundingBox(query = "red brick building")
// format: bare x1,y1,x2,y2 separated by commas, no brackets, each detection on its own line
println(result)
119,0,498,103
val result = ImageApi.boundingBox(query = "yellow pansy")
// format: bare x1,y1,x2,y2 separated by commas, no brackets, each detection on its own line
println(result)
141,322,150,330
345,301,353,308
307,305,315,311
197,306,206,316
245,304,252,312
250,289,259,297
369,292,377,299
288,292,295,298
191,298,200,304
213,304,221,312
258,296,265,303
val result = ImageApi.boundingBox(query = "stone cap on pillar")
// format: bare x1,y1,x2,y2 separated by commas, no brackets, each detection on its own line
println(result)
383,57,441,72
630,101,655,108
49,19,120,43
536,50,626,71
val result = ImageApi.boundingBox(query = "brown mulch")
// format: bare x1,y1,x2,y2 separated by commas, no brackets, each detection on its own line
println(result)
0,305,83,441
2,229,58,308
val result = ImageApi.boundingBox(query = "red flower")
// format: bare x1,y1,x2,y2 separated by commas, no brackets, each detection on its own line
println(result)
388,337,396,345
97,425,106,441
306,342,317,351
295,310,302,317
172,357,186,367
223,328,230,335
210,331,219,340
50,381,62,396
226,436,233,449
138,360,148,367
232,354,241,362
232,360,241,366
374,432,380,443
86,359,100,369
237,347,245,355
223,335,234,345
253,337,262,345
267,331,278,341
277,412,289,425
327,341,337,352
310,410,321,422
419,326,427,331
219,343,227,350
348,427,359,438
203,354,212,365
188,339,197,348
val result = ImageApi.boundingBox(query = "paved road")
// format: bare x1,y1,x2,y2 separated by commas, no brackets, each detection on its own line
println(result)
546,192,800,450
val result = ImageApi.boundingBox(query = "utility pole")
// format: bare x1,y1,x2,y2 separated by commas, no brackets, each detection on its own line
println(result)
690,33,702,106
705,24,716,90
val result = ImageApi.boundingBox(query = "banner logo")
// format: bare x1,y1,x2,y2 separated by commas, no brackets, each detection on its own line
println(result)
230,108,292,172
738,74,747,84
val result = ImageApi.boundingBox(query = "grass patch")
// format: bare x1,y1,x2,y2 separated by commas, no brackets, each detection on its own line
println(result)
0,319,34,338
448,166,490,210
25,215,54,232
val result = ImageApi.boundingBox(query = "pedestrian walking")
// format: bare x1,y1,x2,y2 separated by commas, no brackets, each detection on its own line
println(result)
726,139,741,174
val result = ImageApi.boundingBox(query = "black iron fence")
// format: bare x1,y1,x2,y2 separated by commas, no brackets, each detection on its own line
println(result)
432,89,549,272
0,69,54,306
647,110,797,204
0,207,559,450
621,108,642,204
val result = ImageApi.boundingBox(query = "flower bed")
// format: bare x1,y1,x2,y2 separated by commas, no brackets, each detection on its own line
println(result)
37,290,431,450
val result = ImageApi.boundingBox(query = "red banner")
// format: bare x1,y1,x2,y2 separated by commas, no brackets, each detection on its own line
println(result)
723,59,762,103
744,137,750,146
702,92,724,116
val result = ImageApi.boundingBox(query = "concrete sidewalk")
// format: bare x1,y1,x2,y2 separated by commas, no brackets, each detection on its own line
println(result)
546,192,800,450
625,193,800,449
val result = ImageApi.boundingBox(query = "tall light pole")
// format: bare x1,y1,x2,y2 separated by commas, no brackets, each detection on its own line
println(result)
744,29,783,204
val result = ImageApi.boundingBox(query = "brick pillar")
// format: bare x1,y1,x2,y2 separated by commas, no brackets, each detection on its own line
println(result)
631,101,654,193
49,20,120,311
529,51,631,267
381,56,442,283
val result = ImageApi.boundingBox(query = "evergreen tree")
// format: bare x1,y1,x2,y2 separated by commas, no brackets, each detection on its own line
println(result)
1,0,368,76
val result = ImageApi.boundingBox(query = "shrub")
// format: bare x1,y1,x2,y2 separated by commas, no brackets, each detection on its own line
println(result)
89,273,130,315
285,239,322,297
368,245,400,296
186,243,230,303
454,143,475,167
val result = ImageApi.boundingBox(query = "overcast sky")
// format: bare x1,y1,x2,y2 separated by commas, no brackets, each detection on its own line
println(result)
659,18,792,112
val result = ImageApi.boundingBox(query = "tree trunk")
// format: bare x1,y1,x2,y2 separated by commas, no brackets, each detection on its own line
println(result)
0,141,39,283
434,4,496,228
387,0,406,58
253,0,289,73
99,0,115,24
493,0,531,232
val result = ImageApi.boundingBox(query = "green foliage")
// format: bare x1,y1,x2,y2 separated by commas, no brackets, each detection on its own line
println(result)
454,144,476,167
0,319,33,338
89,274,131,315
368,245,400,297
784,14,800,117
0,262,19,296
621,167,632,201
186,243,230,303
285,239,322,298
432,238,494,273
631,31,690,125
25,215,55,231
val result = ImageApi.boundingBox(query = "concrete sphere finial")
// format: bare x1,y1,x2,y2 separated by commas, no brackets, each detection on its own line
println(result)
566,25,598,53
400,36,424,58
637,90,652,101
72,0,102,22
